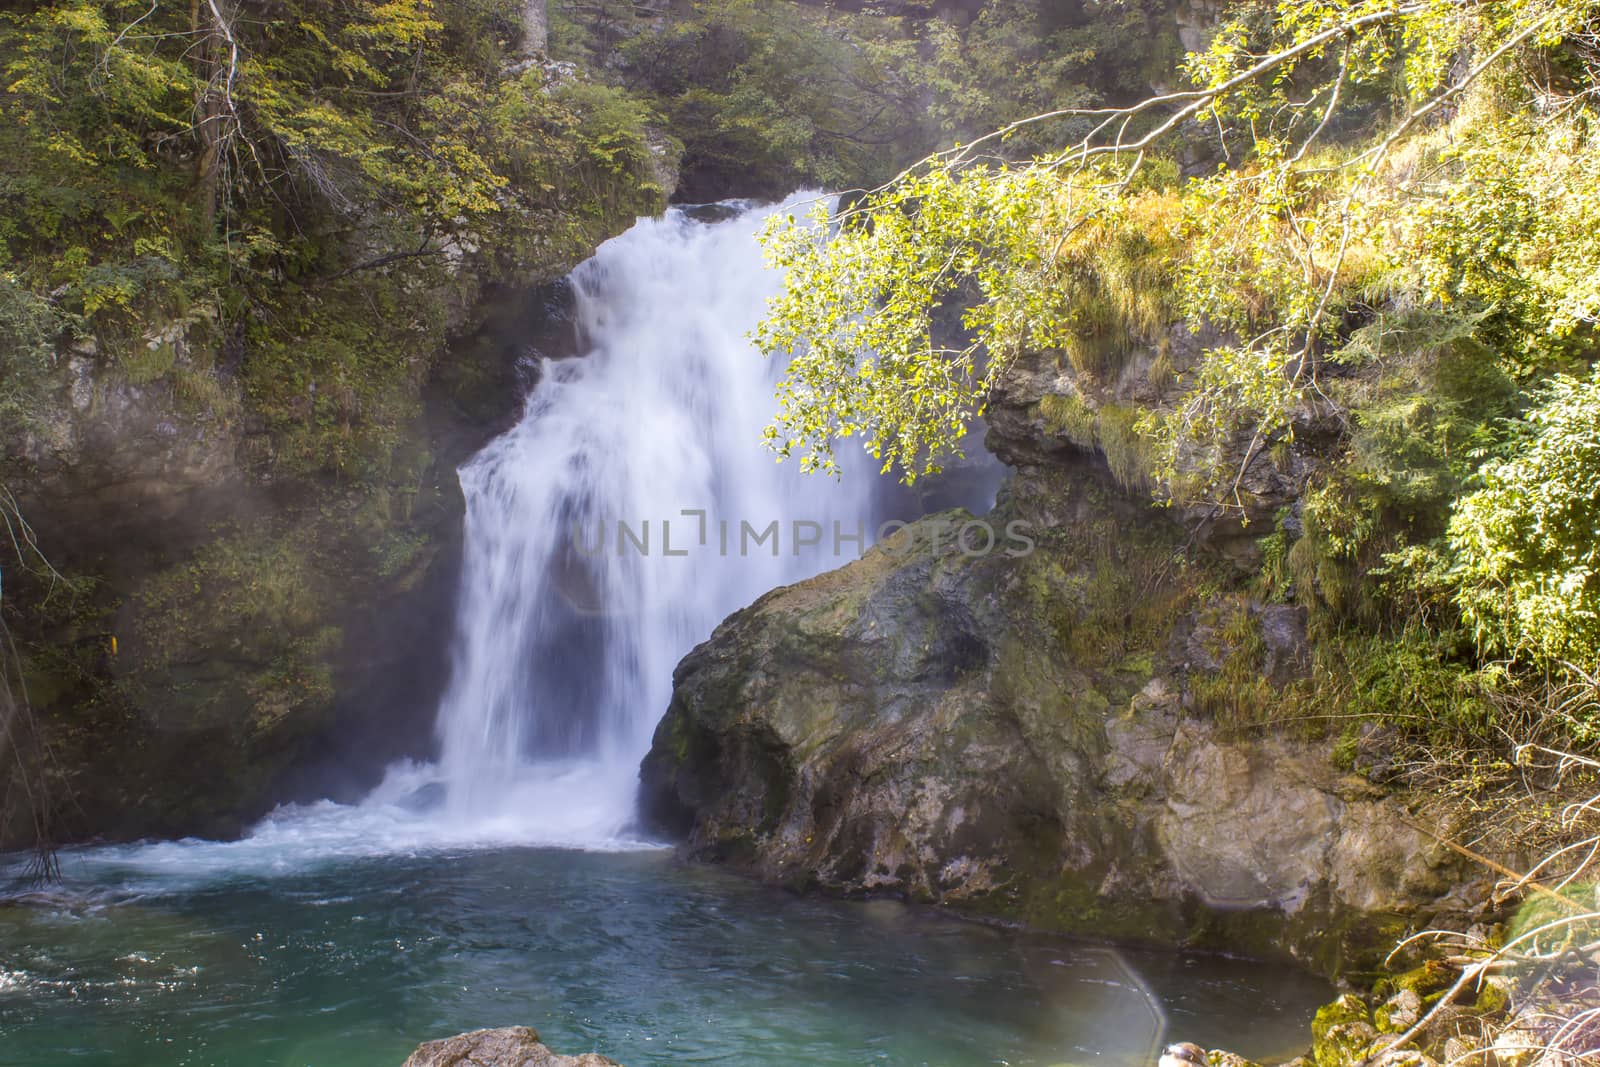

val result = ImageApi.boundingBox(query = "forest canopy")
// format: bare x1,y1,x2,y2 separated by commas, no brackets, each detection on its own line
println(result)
756,0,1600,683
0,0,664,477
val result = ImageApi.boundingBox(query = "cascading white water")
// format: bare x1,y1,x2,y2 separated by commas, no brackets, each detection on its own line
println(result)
36,197,886,873
429,196,880,841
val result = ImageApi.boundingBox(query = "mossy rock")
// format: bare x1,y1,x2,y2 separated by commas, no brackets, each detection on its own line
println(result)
1369,1051,1437,1067
1207,1050,1264,1067
1374,959,1456,1001
1469,977,1510,1018
1312,994,1379,1067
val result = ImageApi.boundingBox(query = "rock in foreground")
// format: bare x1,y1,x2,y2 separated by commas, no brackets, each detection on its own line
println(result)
402,1027,622,1067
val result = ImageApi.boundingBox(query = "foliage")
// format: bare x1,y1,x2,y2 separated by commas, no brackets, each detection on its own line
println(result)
914,0,1182,155
1186,596,1278,730
1337,310,1517,518
757,164,1073,479
1353,746,1600,1067
124,527,338,729
0,0,672,849
759,0,1597,481
755,0,1600,722
0,0,664,480
0,276,60,429
1449,369,1600,672
600,0,930,198
553,0,1185,201
1407,108,1600,379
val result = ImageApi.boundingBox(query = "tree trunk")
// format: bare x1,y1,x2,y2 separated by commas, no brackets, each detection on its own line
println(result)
518,0,547,58
192,0,223,227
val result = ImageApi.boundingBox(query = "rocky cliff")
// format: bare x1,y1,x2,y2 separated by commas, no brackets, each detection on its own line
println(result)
1,175,655,849
639,348,1491,975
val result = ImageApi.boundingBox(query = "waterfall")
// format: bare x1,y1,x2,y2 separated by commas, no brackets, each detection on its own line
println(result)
429,197,880,842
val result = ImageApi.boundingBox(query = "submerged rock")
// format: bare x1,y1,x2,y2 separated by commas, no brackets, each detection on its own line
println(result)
402,1027,622,1067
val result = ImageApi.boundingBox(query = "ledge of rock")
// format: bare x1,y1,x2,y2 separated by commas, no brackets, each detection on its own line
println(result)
402,1027,622,1067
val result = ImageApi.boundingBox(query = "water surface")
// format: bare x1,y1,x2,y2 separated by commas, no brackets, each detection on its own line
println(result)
0,842,1328,1067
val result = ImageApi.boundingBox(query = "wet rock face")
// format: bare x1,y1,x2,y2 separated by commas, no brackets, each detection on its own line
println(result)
12,332,244,569
402,1027,622,1067
1,255,615,846
640,459,1482,972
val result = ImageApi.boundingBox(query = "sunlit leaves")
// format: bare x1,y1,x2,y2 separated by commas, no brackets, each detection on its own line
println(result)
755,0,1599,507
1450,369,1600,670
757,162,1074,481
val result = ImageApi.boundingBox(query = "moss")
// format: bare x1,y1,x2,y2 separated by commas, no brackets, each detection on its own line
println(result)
1054,194,1184,382
1469,978,1510,1018
1116,650,1156,679
1254,509,1296,603
1097,404,1153,492
121,338,178,384
1332,723,1361,771
1006,492,1193,678
1188,597,1280,731
121,528,336,730
372,530,431,581
668,710,693,768
1019,869,1187,942
246,626,341,733
1034,395,1160,495
1312,994,1378,1067
1149,344,1177,391
1039,391,1098,446
170,364,240,419
1376,959,1457,1000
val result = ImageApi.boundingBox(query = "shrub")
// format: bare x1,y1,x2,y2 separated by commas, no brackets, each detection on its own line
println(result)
1449,369,1600,675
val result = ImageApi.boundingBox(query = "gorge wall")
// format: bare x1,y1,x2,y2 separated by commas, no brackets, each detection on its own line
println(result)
2,232,647,847
0,27,671,845
2,0,1199,849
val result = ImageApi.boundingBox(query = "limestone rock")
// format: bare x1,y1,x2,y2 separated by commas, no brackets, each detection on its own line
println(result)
982,338,1343,569
640,467,1477,971
1175,0,1224,54
402,1027,621,1067
1376,988,1424,1033
637,317,1479,972
1,114,655,847
1369,1050,1436,1067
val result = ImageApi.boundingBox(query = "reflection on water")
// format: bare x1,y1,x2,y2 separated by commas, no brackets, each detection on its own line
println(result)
0,846,1328,1067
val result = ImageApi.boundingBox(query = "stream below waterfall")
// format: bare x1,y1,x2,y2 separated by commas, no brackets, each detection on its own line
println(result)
1,200,1332,1065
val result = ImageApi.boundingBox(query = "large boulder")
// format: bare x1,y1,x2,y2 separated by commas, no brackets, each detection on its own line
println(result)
403,1027,621,1067
639,464,1487,973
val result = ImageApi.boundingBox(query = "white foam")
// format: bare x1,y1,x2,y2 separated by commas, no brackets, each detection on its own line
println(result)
428,194,879,834
36,197,881,888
